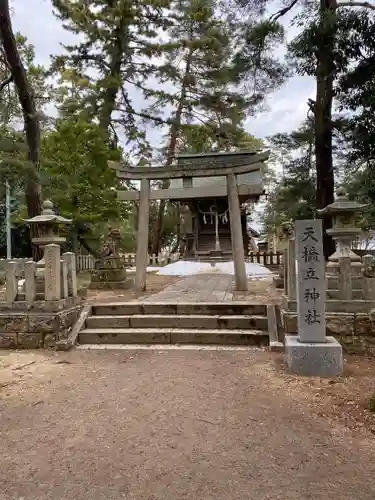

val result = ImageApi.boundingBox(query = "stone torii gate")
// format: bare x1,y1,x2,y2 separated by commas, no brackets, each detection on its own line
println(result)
110,150,269,292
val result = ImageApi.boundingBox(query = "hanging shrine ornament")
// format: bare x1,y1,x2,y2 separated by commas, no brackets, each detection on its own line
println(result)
198,203,229,225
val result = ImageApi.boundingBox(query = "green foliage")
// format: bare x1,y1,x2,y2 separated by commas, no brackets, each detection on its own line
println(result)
177,123,263,154
261,122,316,234
51,0,169,156
40,117,126,226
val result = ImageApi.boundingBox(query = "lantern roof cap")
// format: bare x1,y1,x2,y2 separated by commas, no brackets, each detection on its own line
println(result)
24,200,72,224
317,187,368,215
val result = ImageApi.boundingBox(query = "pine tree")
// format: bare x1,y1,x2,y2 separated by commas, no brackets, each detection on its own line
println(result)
261,122,316,236
143,0,265,253
51,0,169,155
232,0,375,257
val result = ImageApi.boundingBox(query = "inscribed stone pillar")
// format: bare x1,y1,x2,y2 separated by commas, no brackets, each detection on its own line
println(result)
62,252,78,297
227,173,247,291
44,244,61,301
6,261,17,304
295,219,326,343
135,178,150,291
60,259,69,299
24,261,36,305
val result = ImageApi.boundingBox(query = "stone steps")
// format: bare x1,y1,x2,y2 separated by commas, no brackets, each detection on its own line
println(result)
78,301,270,347
79,328,269,346
86,314,268,330
92,302,267,316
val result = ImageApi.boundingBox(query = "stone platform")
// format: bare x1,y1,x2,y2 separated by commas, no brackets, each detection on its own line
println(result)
144,274,248,302
285,335,343,377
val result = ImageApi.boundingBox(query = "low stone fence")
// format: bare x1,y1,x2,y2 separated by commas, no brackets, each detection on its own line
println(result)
0,245,82,349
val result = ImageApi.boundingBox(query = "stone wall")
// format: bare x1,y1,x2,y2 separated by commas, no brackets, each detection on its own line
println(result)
0,297,82,349
283,312,375,355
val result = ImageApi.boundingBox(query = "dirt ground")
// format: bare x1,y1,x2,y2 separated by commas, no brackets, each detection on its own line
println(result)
85,273,181,302
1,349,375,500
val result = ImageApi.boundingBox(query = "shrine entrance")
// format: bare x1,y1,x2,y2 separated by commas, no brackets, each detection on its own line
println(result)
110,150,270,292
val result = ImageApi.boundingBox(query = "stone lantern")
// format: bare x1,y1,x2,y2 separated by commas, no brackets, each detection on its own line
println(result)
24,200,72,263
317,187,368,273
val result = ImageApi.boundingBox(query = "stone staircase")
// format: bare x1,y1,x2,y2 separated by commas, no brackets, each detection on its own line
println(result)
78,302,270,346
193,233,233,262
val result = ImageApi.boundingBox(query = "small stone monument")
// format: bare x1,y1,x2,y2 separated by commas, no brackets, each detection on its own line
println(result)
285,219,343,376
24,200,72,293
89,228,133,289
317,187,368,274
25,200,72,257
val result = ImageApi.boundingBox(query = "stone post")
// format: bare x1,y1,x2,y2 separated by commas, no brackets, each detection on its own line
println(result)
44,244,61,301
135,178,150,290
62,252,78,297
24,261,36,305
285,219,343,377
6,261,17,304
362,254,375,300
60,259,69,299
283,248,288,295
227,173,247,291
339,256,352,300
287,237,296,300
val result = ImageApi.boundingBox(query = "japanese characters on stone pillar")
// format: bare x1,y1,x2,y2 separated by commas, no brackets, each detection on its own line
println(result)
44,244,61,301
295,219,326,343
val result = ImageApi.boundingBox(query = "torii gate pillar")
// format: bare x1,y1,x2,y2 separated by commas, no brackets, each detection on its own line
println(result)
227,173,248,291
135,179,150,290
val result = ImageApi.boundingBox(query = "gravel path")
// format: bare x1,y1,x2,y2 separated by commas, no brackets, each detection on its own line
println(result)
0,349,374,500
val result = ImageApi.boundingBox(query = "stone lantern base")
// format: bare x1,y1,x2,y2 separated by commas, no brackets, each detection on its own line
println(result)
88,256,134,290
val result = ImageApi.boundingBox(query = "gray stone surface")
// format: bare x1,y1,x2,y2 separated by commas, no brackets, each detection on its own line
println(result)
339,257,352,299
286,238,296,300
227,173,247,291
24,261,36,304
135,178,150,291
285,335,343,377
62,252,78,297
60,259,68,299
295,219,326,343
44,244,61,301
6,261,17,304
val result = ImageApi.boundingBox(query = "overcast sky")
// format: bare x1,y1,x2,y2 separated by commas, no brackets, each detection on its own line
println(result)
12,0,316,145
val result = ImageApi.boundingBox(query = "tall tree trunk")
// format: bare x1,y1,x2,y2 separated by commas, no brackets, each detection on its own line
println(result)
98,16,126,135
315,0,336,259
151,47,194,255
0,0,42,260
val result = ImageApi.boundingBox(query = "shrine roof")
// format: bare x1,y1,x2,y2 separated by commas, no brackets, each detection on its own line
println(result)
110,150,270,180
175,150,261,159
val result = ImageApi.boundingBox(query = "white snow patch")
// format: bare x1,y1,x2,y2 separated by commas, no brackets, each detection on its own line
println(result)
127,266,162,274
156,260,272,278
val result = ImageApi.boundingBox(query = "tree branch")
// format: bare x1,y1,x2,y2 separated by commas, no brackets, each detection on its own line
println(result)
270,0,300,21
337,1,375,8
